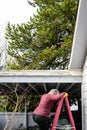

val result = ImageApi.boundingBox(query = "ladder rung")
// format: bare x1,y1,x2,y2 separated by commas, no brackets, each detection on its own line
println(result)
54,125,75,129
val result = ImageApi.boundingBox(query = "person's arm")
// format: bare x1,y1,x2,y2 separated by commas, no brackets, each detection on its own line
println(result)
48,92,65,100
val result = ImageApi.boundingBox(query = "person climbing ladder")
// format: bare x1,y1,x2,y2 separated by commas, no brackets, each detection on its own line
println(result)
32,89,65,130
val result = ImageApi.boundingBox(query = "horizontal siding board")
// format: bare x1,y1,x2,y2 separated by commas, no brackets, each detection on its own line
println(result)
82,84,87,91
82,91,87,99
83,106,87,114
82,76,87,83
82,56,87,130
83,115,87,124
83,99,87,106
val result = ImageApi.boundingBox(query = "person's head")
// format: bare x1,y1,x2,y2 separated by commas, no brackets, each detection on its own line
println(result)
48,89,60,95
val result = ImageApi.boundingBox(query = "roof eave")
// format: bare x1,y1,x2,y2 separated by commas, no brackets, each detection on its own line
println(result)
69,0,87,70
0,70,82,83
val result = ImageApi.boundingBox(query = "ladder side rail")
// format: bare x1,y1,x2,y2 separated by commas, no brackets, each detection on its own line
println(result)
51,96,65,130
65,96,76,130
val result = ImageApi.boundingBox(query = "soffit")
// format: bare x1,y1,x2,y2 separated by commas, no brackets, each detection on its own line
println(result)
69,0,87,69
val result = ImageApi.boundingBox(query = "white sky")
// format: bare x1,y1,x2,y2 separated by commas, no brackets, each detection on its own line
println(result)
0,0,36,29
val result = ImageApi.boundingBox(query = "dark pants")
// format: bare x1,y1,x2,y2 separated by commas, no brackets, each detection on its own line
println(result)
33,114,51,130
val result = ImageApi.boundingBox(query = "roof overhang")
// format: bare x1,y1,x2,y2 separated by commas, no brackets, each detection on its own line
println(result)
69,0,87,69
0,70,82,83
0,70,82,98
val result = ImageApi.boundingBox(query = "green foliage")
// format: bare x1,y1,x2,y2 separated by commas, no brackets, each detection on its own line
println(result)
27,95,41,111
0,96,7,112
5,0,79,70
0,94,79,112
0,95,41,112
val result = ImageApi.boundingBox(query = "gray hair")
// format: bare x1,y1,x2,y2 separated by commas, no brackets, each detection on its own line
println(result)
48,89,59,94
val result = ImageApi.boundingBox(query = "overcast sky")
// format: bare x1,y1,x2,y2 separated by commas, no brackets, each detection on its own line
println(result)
0,0,36,29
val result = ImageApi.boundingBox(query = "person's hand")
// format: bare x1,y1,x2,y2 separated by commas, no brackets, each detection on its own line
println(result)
64,93,68,97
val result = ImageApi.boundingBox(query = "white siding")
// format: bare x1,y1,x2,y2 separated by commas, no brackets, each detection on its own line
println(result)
82,56,87,130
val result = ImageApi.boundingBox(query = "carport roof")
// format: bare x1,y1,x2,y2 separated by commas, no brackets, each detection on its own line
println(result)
0,70,82,98
0,70,82,83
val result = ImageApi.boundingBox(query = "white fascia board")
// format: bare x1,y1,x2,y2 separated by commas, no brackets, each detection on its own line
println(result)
69,0,87,69
0,70,82,83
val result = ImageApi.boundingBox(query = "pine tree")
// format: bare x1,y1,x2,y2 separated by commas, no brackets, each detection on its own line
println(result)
5,0,79,70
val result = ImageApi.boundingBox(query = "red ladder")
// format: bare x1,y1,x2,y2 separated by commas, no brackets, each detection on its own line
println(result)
51,95,76,130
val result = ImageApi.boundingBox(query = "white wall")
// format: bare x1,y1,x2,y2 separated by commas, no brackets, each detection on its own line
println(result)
0,112,27,130
0,112,54,130
0,112,38,130
82,56,87,130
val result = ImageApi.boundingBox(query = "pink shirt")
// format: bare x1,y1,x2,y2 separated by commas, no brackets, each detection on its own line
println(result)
33,93,64,117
